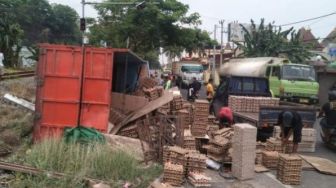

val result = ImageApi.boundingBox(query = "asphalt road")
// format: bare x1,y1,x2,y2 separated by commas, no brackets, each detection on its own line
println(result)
180,86,336,188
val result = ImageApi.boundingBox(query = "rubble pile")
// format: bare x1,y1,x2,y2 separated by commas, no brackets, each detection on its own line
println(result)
143,88,160,101
187,172,212,187
109,108,126,125
177,109,191,129
192,100,209,137
139,77,159,89
118,124,138,138
162,162,184,186
183,136,196,150
133,78,160,99
232,124,257,180
170,96,184,111
207,115,219,133
262,151,279,169
256,142,266,165
206,128,233,163
185,152,207,173
228,96,279,112
163,146,188,166
277,154,302,185
265,138,283,153
273,127,316,152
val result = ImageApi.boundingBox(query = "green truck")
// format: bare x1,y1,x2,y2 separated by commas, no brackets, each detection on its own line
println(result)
222,57,319,104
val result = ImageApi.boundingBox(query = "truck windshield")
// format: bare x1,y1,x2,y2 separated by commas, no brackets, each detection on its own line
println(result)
282,65,316,81
181,65,203,73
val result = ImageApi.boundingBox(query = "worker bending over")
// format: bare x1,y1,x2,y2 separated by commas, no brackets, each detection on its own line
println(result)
277,111,303,153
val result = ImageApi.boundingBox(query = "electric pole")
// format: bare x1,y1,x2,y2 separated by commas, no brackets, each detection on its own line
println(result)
212,24,218,78
219,20,225,67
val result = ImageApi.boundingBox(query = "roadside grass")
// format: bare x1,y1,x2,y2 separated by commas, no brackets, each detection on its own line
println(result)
10,139,162,188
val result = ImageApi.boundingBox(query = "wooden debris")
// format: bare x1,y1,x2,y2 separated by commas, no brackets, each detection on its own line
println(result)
262,151,279,169
118,124,138,138
277,154,302,185
170,96,184,111
109,108,126,125
139,77,158,89
265,138,283,153
188,172,211,187
185,152,207,173
255,165,270,173
229,96,279,113
300,155,336,176
191,100,209,137
162,162,184,186
273,127,316,152
183,136,196,150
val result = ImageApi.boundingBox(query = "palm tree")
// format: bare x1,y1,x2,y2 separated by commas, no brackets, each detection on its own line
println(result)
234,19,312,63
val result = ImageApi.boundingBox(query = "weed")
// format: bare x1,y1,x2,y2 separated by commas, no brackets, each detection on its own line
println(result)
10,139,162,187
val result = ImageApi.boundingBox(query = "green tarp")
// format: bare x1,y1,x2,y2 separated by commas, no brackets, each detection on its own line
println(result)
64,126,105,144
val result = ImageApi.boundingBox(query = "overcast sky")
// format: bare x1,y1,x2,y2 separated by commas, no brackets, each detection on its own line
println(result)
49,0,336,43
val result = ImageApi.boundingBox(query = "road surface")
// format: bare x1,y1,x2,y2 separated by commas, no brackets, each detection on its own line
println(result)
180,86,336,188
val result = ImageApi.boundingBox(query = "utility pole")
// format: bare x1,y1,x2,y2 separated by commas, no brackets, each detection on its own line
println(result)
219,20,225,67
212,24,218,78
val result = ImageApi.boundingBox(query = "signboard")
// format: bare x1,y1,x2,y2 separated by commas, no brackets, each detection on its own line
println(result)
228,22,252,42
329,48,336,57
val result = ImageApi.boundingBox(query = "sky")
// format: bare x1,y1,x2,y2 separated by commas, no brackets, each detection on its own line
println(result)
49,0,336,43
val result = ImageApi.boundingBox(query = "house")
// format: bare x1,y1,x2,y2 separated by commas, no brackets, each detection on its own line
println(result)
298,27,324,51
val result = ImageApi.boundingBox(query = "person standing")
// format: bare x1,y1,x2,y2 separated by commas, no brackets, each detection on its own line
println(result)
276,110,303,153
318,91,336,141
164,76,172,90
206,78,215,102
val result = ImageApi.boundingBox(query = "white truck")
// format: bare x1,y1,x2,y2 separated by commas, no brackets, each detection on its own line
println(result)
172,61,204,88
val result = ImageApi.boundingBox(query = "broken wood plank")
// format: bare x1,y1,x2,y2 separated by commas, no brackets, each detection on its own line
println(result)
300,155,336,175
255,165,270,173
110,91,174,134
0,161,105,183
111,92,149,113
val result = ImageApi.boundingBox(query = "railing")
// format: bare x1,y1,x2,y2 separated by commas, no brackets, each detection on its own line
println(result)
0,71,35,81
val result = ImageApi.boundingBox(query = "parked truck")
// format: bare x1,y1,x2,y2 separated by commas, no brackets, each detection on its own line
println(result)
172,61,204,88
222,57,319,104
211,57,317,141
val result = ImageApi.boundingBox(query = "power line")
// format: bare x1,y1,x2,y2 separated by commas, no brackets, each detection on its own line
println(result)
278,11,336,27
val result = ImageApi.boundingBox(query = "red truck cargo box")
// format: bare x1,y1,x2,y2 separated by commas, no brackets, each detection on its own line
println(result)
34,44,113,141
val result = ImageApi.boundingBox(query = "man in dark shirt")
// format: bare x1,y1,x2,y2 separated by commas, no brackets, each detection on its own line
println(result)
277,110,303,153
319,91,336,141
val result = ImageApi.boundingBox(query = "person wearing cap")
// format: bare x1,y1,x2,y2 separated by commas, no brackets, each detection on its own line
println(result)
218,107,234,129
276,110,303,153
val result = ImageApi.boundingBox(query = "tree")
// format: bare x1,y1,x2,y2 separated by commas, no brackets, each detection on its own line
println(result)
0,0,82,67
89,0,211,66
0,1,24,67
235,19,312,63
48,4,81,44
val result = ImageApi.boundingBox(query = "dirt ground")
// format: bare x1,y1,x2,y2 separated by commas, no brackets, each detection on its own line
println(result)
0,78,36,157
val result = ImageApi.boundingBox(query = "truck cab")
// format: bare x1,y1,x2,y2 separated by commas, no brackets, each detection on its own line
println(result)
211,76,271,117
267,64,319,104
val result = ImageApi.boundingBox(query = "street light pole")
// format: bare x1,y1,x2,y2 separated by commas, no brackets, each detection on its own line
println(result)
212,24,218,78
81,0,86,46
219,20,225,67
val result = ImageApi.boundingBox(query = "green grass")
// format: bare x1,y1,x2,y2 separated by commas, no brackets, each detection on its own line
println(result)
10,139,162,188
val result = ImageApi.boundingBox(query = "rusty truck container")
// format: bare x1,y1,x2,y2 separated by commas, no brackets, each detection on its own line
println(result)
34,44,148,141
34,44,114,140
